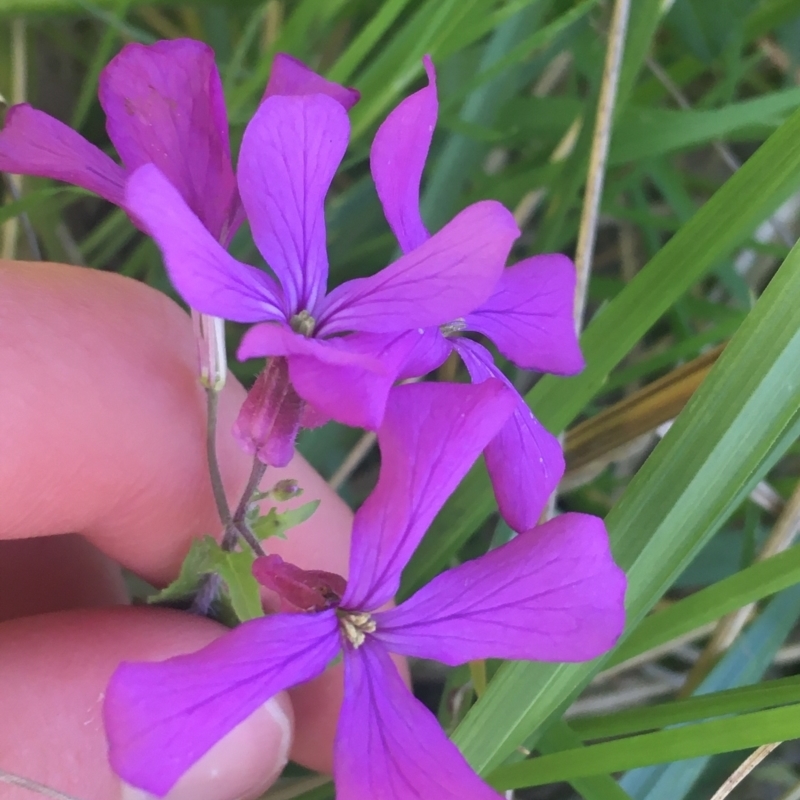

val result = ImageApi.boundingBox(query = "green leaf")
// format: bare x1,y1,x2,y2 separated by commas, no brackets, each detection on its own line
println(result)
619,577,800,797
538,720,633,800
744,0,800,38
148,536,264,622
609,90,800,164
326,0,415,85
449,214,800,775
250,500,321,541
420,3,552,231
148,536,215,604
489,702,800,789
71,0,133,129
347,0,510,139
571,675,800,741
614,0,664,111
601,314,743,393
440,0,599,112
205,542,264,622
611,543,800,666
0,187,86,225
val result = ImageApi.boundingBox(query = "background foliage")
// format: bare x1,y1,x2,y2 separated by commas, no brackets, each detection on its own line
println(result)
3,0,800,797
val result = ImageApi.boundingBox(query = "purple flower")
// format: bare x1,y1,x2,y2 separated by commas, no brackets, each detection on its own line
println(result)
103,381,627,799
0,39,357,244
121,68,520,442
370,57,585,533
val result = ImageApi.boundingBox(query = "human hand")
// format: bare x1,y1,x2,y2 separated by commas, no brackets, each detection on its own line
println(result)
0,258,355,800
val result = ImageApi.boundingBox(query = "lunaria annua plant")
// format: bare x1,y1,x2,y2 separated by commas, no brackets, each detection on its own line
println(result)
0,37,628,800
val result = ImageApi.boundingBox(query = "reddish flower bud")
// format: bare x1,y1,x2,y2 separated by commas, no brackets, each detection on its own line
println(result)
232,357,304,467
252,553,347,613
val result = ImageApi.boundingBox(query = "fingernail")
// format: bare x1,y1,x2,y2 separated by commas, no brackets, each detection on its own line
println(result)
121,696,293,800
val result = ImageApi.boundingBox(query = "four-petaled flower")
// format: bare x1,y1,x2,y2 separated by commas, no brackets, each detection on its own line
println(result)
370,58,586,533
0,37,366,464
5,40,628,798
120,58,520,463
104,381,626,799
0,38,358,246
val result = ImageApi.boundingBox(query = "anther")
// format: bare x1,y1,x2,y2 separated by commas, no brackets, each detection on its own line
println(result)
440,318,466,337
290,310,316,337
338,610,377,648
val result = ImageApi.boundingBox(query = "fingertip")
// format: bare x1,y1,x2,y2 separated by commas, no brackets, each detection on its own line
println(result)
121,696,293,800
0,607,294,800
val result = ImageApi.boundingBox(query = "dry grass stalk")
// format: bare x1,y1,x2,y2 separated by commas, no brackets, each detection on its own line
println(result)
708,742,781,800
572,0,632,331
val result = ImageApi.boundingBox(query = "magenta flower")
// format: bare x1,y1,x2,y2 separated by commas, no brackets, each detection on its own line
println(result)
370,57,585,533
122,72,520,444
0,38,357,245
103,381,626,799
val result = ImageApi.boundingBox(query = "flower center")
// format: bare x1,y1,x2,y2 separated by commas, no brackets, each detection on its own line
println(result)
337,610,376,648
440,318,466,337
290,310,316,337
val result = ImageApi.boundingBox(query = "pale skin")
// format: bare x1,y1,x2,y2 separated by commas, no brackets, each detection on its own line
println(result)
0,258,375,800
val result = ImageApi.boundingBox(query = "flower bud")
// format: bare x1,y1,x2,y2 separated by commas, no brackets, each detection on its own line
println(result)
232,357,304,467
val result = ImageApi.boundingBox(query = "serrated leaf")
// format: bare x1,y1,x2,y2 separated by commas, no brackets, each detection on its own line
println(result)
148,536,216,604
205,541,264,622
251,500,321,541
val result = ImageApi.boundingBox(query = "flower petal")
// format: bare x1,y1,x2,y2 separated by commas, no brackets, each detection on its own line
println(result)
317,200,519,335
375,513,626,664
455,338,563,532
264,53,360,110
342,380,517,611
100,39,238,240
370,55,436,253
126,164,285,323
238,94,349,315
0,104,126,206
396,327,452,380
335,640,501,800
465,254,584,374
238,325,424,430
105,611,339,797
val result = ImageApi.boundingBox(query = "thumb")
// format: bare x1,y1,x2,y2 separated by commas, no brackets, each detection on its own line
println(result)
0,607,292,800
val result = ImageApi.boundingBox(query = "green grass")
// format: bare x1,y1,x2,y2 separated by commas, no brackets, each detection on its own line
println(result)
3,1,800,798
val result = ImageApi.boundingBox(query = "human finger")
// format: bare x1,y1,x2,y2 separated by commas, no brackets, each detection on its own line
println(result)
0,607,293,800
